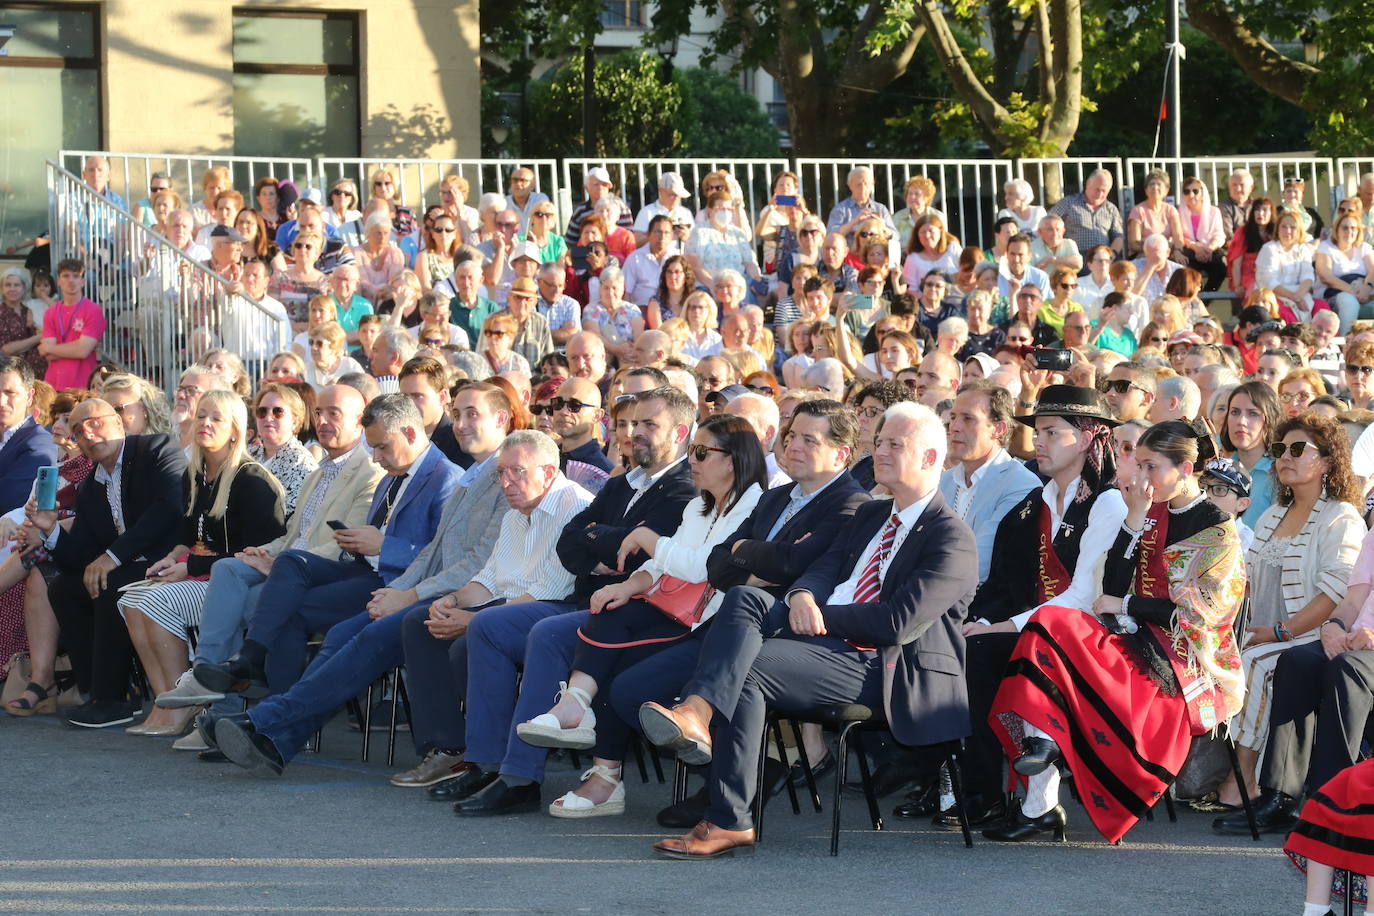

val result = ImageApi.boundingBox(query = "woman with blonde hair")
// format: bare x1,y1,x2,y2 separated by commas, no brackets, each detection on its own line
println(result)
1150,294,1187,337
438,173,480,240
365,166,417,239
101,373,172,435
755,170,808,271
379,270,424,328
264,350,307,384
1314,211,1374,332
191,166,233,229
120,389,287,736
269,229,328,331
680,290,722,361
894,175,945,243
324,178,362,229
201,348,251,398
1256,210,1316,323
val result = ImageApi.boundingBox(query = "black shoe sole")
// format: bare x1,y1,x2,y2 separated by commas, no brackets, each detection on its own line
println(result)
215,718,283,777
193,663,268,700
452,798,541,817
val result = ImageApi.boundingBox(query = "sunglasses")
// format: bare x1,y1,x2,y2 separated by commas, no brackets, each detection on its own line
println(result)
688,444,730,461
1102,378,1142,394
484,329,510,337
496,221,519,230
255,405,287,419
1347,364,1374,375
1182,188,1202,196
1059,282,1078,289
550,397,593,413
533,212,555,218
529,403,554,416
432,225,456,233
800,229,821,236
747,384,775,394
1268,441,1320,460
1148,336,1168,344
292,242,313,250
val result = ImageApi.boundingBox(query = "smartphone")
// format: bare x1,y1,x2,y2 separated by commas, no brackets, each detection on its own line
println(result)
853,294,875,312
776,194,798,207
1030,347,1073,372
570,245,590,272
326,520,349,531
35,466,59,511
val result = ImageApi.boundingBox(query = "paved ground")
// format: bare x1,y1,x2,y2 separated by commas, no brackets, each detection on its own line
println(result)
2,709,1303,915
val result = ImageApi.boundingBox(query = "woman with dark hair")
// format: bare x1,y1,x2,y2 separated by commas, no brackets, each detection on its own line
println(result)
516,413,767,816
247,382,318,516
1215,412,1363,808
1222,380,1282,526
1227,196,1276,298
1164,266,1207,323
647,254,695,327
234,208,272,261
985,419,1246,843
254,176,282,235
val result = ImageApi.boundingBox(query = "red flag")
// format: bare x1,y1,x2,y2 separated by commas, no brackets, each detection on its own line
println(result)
1159,99,1168,121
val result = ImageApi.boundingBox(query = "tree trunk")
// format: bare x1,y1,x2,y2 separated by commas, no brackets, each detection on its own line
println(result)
1038,0,1083,155
1183,0,1316,111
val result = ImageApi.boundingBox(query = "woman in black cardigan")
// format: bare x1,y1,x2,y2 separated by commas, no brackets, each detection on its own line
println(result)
120,390,286,736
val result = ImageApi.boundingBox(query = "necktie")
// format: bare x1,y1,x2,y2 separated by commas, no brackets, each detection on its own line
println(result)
852,514,900,604
292,459,343,549
105,469,124,535
368,473,407,529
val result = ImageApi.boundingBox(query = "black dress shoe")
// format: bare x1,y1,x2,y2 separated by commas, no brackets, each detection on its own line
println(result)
64,700,139,729
428,767,497,802
657,786,709,828
844,760,922,798
982,804,1068,842
933,795,1007,829
1012,736,1062,776
891,782,941,819
197,749,228,763
1212,789,1298,835
194,657,268,700
453,779,540,816
788,752,835,789
215,716,285,777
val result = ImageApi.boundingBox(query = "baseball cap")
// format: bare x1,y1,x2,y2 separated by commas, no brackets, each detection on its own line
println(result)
586,167,612,186
658,172,691,198
509,241,542,263
1167,329,1204,349
1201,457,1251,498
209,225,246,242
704,383,749,405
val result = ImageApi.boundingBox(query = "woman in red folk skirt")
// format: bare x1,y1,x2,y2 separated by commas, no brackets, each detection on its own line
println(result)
1284,758,1372,916
986,419,1247,843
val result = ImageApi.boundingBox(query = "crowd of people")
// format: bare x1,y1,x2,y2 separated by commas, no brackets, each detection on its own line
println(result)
3,158,1372,909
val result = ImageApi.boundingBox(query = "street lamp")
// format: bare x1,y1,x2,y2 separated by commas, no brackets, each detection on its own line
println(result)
655,33,679,84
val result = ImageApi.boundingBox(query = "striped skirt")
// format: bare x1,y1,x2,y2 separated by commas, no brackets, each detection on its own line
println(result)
1232,633,1317,751
117,580,213,655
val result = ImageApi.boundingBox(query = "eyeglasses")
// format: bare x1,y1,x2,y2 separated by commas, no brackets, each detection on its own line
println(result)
330,189,346,196
1148,335,1168,344
532,211,555,219
373,180,393,188
1059,282,1079,290
857,231,878,238
1269,441,1320,460
529,403,555,416
110,402,136,416
688,444,730,461
497,466,532,482
150,185,171,193
550,396,594,413
1102,378,1143,395
856,405,884,418
433,225,456,233
292,242,314,250
255,405,287,419
1347,364,1374,375
747,384,774,395
175,385,204,397
496,221,520,230
308,339,329,349
1017,293,1041,301
1279,391,1313,403
1205,484,1240,499
800,229,821,236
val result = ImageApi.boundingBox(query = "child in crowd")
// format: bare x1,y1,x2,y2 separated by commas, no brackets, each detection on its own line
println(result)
40,258,106,391
1201,456,1254,551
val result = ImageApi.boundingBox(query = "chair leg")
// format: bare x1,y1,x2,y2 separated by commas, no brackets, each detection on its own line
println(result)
831,722,856,856
1338,869,1355,916
771,717,801,815
648,744,666,784
672,759,688,805
1163,790,1177,823
851,729,883,832
754,717,770,844
630,735,650,784
1225,737,1261,841
789,720,821,812
361,680,375,763
386,669,402,768
946,750,974,849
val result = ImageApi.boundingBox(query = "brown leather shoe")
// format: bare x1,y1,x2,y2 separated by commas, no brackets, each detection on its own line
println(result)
653,821,756,859
638,702,712,765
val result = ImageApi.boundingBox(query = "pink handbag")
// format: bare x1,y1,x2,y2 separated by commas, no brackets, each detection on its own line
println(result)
639,576,715,628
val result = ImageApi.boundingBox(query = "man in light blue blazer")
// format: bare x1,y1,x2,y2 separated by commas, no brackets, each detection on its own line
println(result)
196,394,461,697
939,380,1040,584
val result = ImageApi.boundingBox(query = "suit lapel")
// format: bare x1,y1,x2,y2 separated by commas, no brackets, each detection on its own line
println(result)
389,448,433,521
0,419,29,460
761,486,795,538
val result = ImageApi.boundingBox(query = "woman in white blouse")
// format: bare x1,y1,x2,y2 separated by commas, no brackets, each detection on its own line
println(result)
680,290,724,361
1255,210,1316,323
996,178,1047,233
517,414,769,817
901,214,962,288
1314,212,1374,333
1072,244,1116,320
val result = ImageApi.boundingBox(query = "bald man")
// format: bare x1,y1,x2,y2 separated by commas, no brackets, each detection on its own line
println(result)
720,312,751,352
634,329,672,369
726,392,791,487
552,377,611,474
914,352,961,398
566,332,610,394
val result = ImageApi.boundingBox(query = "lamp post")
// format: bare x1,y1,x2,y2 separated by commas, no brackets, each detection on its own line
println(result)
656,33,678,84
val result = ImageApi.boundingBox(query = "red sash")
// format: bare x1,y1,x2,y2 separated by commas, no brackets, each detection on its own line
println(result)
1035,503,1073,605
1131,501,1226,734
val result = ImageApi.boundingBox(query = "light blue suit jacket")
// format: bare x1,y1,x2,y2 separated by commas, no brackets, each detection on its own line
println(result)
939,454,1041,584
372,445,462,582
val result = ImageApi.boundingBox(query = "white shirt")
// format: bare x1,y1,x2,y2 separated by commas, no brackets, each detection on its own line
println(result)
950,448,1014,519
1008,482,1128,630
825,489,937,607
624,456,686,513
634,201,694,234
765,453,792,489
470,474,593,600
506,190,551,234
647,484,765,627
622,245,674,306
223,293,290,362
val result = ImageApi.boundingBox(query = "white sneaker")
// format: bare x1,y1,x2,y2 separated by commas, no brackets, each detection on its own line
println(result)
172,730,210,752
156,670,225,709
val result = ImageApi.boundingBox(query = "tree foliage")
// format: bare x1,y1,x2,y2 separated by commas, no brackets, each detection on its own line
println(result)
678,68,781,157
526,52,684,158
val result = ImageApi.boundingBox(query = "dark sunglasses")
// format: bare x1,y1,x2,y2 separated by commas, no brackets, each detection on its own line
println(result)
255,405,287,419
1102,378,1142,394
688,444,729,461
292,242,313,250
529,403,554,416
1269,441,1320,460
1182,188,1202,196
484,329,510,337
1059,282,1078,289
550,397,593,413
1346,364,1374,375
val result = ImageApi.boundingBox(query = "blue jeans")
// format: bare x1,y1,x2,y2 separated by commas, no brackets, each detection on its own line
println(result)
193,557,267,667
249,606,410,765
1327,291,1362,334
247,550,383,695
464,603,581,784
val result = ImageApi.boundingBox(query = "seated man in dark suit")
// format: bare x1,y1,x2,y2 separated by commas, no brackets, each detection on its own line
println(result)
0,355,57,513
433,386,697,813
27,398,185,728
640,401,978,859
196,394,461,698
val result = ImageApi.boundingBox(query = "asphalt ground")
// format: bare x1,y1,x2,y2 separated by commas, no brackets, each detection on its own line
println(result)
1,709,1305,915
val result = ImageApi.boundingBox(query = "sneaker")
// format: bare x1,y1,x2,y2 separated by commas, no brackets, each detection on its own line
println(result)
64,700,139,729
172,730,210,752
156,670,226,709
390,749,469,788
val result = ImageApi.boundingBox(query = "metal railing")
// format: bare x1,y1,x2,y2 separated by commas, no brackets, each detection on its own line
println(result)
793,158,1016,249
59,151,315,223
1122,156,1337,220
1016,157,1127,213
1333,159,1374,208
559,158,791,227
317,157,561,223
46,161,288,387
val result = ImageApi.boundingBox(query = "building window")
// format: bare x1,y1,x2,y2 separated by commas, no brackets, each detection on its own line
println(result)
600,0,645,29
0,2,101,250
232,10,360,159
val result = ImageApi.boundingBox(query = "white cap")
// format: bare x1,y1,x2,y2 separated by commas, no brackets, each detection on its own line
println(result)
510,240,542,263
658,172,691,198
300,188,324,205
586,166,612,186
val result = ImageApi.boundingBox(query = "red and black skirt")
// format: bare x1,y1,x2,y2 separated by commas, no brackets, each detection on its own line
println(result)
1285,759,1374,902
989,605,1193,843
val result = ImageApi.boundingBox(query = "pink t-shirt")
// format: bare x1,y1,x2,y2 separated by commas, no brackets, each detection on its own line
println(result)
1345,528,1374,630
42,298,106,390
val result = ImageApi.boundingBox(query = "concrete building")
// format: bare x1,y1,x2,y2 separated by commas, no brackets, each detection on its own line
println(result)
0,0,481,251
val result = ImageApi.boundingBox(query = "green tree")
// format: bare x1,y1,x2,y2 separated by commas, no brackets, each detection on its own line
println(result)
677,67,780,157
526,52,684,158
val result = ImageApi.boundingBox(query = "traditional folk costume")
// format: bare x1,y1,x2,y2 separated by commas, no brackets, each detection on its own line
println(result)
990,485,1246,842
1284,758,1373,908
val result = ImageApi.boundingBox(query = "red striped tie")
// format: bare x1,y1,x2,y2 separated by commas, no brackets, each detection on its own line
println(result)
852,514,900,604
